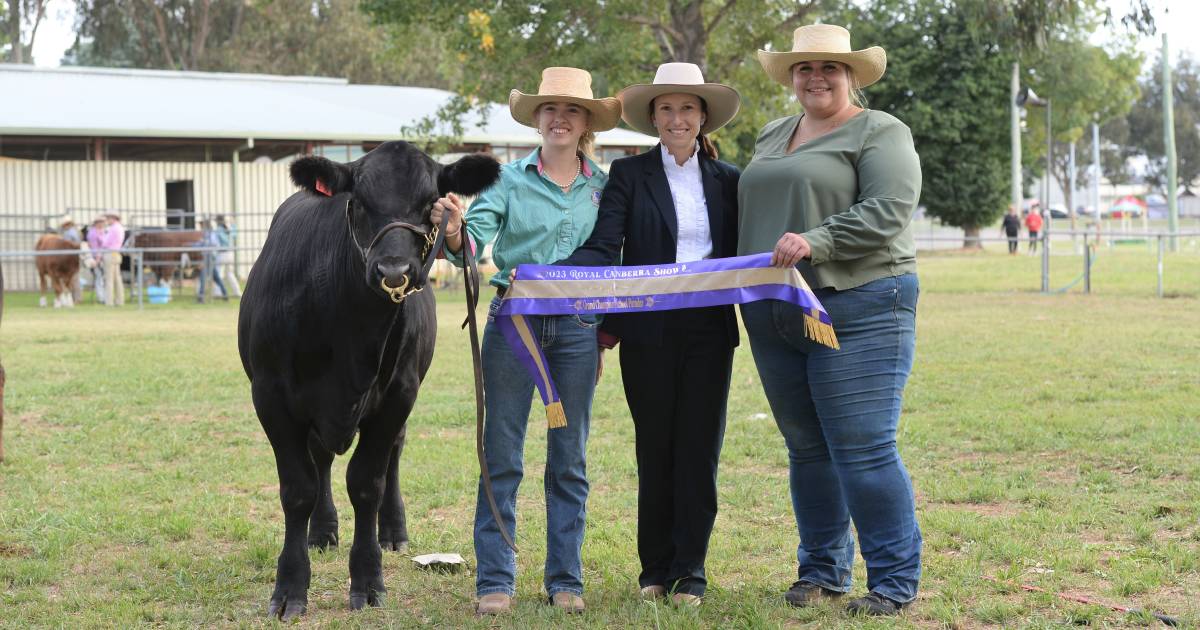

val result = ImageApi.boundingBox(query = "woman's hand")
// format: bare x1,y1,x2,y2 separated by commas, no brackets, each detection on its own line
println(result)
432,193,466,252
771,232,811,267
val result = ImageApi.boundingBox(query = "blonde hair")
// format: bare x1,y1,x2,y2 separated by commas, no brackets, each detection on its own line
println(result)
535,103,597,159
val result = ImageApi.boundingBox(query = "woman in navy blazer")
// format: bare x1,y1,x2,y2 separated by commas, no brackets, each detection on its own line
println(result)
559,63,741,605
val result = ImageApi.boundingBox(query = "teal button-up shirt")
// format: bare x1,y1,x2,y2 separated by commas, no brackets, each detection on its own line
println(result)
450,148,607,289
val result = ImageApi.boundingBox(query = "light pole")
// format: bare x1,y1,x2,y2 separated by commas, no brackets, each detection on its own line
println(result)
1018,86,1051,292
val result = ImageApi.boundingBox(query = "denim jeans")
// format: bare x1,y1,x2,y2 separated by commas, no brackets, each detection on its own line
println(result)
474,296,599,598
741,273,922,604
196,255,227,299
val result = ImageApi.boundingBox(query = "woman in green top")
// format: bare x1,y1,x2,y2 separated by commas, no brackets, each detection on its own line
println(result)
431,67,621,616
737,25,922,616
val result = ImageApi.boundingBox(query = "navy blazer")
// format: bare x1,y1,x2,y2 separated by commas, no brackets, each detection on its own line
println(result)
558,145,740,347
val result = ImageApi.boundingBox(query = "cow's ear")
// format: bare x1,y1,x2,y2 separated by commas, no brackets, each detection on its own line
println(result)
438,153,501,197
290,156,354,197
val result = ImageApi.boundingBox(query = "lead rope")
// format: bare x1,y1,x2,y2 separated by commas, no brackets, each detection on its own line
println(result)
459,221,518,553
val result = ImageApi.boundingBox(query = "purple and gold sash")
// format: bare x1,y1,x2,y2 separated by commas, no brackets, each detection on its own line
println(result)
495,253,839,428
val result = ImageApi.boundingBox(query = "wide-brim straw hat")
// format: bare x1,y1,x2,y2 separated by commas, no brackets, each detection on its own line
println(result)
508,67,622,132
757,24,886,88
617,63,741,137
59,213,76,227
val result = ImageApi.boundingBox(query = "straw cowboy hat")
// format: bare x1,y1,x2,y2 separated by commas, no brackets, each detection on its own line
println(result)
617,63,741,137
508,67,622,132
757,24,887,88
59,213,76,227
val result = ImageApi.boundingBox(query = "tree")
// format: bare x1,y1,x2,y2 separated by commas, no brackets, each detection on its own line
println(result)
362,0,848,164
1020,36,1142,230
2,0,49,63
64,0,454,88
846,0,1014,247
1124,54,1200,193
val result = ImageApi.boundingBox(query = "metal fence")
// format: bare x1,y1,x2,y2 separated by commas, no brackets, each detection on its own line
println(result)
0,211,277,291
1,245,263,308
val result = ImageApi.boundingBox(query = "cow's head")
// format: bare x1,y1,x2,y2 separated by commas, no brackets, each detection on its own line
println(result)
291,141,500,302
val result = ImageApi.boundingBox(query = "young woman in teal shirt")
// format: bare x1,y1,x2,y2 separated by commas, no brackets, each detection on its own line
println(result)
433,67,621,616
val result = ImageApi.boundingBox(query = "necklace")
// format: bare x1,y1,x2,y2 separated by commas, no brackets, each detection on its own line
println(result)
545,157,581,190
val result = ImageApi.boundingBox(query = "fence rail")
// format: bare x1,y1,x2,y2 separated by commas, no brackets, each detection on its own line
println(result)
3,230,1196,302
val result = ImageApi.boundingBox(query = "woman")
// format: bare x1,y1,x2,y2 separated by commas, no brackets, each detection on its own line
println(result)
214,214,242,297
196,219,228,303
431,67,621,616
557,62,741,607
738,25,923,616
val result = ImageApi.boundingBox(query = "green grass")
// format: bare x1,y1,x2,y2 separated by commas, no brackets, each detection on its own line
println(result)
1,247,1198,628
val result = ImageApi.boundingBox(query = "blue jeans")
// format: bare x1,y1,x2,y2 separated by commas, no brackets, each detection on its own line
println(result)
474,296,599,598
741,273,922,604
197,255,227,299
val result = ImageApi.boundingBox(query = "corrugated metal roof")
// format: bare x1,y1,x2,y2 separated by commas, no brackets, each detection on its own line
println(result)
0,64,657,147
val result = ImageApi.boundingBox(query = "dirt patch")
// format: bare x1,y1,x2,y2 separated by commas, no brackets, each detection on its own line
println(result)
931,501,1024,517
0,541,33,557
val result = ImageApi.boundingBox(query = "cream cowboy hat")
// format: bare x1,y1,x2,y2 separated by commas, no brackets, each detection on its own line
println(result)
617,63,741,137
757,24,887,88
508,67,622,132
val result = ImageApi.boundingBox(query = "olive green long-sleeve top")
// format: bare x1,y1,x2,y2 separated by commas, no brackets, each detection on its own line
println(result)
737,109,922,291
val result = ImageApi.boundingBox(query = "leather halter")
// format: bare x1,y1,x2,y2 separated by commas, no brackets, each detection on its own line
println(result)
345,198,448,304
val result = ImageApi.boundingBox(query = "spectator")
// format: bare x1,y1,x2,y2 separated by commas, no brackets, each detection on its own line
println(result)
1025,208,1043,254
85,216,107,304
59,215,83,303
196,219,228,303
1002,206,1021,254
100,213,126,306
213,215,241,298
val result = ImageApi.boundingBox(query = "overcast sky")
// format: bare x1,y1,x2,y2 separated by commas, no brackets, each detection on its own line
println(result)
27,0,1200,71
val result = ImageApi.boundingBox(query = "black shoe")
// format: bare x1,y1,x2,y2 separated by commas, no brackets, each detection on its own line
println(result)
845,592,905,616
783,581,843,607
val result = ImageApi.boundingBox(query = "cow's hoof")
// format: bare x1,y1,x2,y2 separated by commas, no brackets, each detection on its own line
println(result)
379,537,408,554
378,526,408,553
268,594,307,621
349,588,384,610
308,528,338,550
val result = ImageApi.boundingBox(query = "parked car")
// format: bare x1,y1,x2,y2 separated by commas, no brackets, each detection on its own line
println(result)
1048,203,1068,219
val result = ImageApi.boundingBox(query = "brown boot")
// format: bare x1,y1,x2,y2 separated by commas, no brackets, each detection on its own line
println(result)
549,592,585,613
476,593,511,615
639,585,666,600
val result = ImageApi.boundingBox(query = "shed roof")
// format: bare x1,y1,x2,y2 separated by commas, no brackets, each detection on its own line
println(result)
0,64,657,147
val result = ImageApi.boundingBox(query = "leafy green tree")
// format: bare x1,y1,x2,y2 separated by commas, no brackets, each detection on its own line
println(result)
1124,54,1200,192
64,0,454,87
846,0,1014,246
362,0,844,164
1020,36,1142,229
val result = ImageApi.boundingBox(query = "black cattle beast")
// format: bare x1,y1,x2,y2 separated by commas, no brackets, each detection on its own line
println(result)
239,141,499,620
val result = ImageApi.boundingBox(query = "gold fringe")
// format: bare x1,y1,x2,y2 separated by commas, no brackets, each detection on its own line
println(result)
804,314,841,350
546,401,568,429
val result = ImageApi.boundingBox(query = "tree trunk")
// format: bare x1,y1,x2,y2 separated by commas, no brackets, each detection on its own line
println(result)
963,225,983,249
9,0,23,63
670,0,707,68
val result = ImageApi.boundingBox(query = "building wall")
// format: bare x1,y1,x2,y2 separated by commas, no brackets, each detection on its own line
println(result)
0,160,296,291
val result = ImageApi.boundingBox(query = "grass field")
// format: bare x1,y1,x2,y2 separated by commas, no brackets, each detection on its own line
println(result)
1,248,1197,629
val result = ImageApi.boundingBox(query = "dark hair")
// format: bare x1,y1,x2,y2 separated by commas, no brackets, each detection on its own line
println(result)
649,95,718,160
215,214,228,229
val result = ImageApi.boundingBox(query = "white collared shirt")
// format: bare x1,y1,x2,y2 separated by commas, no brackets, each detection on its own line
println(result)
660,142,712,263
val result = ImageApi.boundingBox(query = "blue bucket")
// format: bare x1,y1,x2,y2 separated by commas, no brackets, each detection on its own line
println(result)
147,284,171,304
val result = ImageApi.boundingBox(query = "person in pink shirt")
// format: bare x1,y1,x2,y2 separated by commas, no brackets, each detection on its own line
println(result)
100,212,126,306
86,216,108,304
